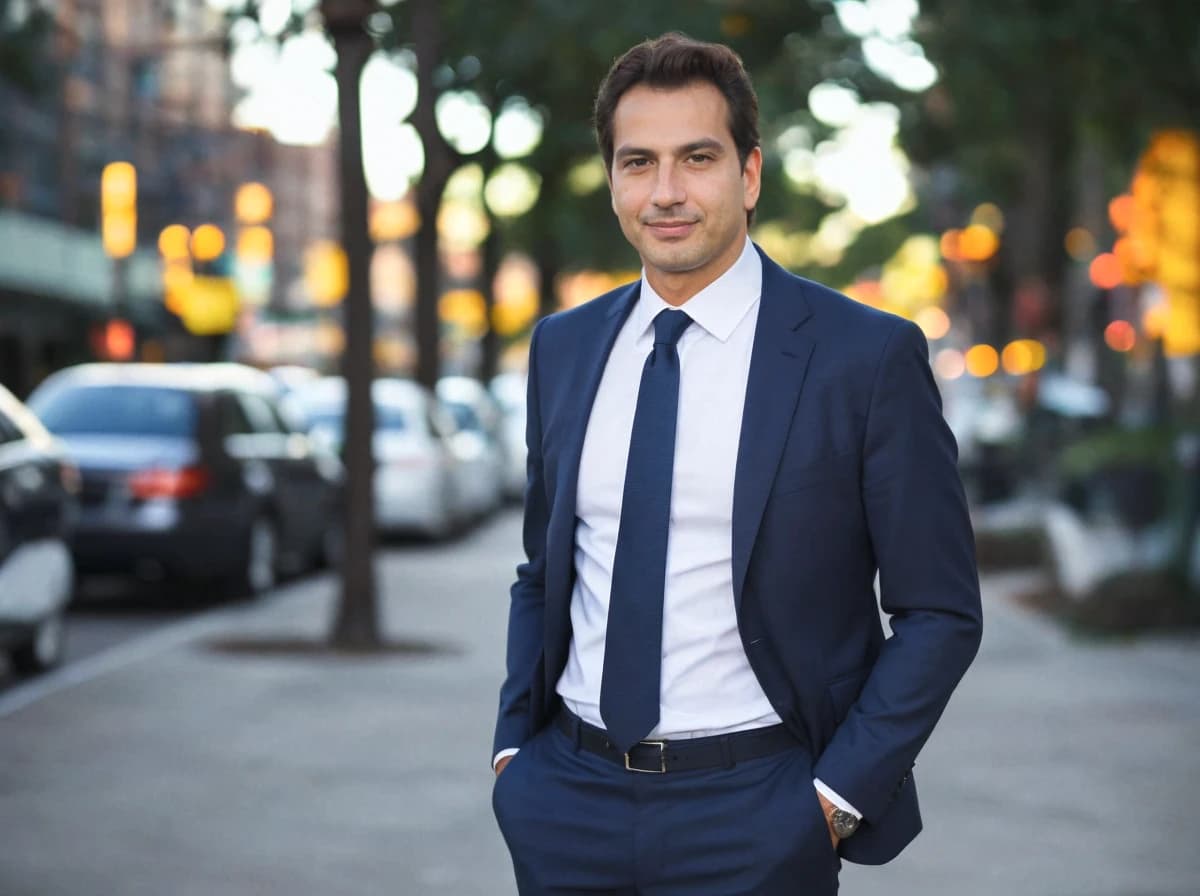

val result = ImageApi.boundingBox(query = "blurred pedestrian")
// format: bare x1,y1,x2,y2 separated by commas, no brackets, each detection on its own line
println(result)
492,32,982,895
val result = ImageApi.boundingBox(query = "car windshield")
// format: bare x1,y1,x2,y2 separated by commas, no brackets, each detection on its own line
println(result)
305,402,408,436
32,385,197,437
442,400,482,433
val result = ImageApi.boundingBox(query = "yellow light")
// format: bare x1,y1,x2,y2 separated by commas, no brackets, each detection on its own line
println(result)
1143,301,1168,340
191,224,226,262
101,162,136,212
1104,320,1136,352
1064,227,1096,261
158,224,191,260
914,306,951,340
964,344,999,377
1001,339,1038,375
305,240,349,307
370,200,421,242
439,288,488,337
234,182,273,224
933,348,965,380
970,203,1005,234
959,225,999,262
237,225,274,262
178,275,240,336
1163,286,1200,357
102,210,137,259
162,260,194,314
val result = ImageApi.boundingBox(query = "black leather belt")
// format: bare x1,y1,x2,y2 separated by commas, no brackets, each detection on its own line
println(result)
556,709,802,774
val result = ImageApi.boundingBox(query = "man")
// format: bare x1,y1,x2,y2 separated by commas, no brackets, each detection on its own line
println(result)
492,32,982,896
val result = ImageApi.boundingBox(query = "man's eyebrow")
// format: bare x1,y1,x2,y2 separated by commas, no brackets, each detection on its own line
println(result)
613,138,726,161
679,139,724,155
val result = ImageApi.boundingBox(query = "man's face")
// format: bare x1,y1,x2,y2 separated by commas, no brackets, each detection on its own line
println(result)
607,81,761,304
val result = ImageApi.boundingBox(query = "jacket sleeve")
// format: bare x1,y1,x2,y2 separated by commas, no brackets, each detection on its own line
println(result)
812,318,983,822
492,318,551,758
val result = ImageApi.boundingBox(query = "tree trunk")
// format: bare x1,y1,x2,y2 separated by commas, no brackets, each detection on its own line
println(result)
479,216,501,382
325,0,380,649
410,0,457,390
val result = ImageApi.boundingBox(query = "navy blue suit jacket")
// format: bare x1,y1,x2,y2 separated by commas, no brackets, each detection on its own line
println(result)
494,246,983,865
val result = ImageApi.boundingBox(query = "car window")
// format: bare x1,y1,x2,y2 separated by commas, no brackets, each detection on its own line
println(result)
442,400,481,433
218,393,254,437
0,409,22,445
236,393,285,435
32,385,197,437
303,400,408,437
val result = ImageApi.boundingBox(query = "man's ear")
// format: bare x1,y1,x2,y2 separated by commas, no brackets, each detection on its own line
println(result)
742,146,763,212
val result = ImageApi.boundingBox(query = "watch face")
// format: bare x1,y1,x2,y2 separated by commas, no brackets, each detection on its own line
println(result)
831,808,860,838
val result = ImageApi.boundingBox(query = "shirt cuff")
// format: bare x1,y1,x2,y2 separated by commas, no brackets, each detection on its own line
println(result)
814,778,862,819
493,747,520,771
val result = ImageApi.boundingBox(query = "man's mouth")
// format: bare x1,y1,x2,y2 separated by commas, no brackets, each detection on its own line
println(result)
645,220,698,238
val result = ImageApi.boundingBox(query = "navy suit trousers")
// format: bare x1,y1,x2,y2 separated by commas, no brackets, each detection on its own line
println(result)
492,723,841,895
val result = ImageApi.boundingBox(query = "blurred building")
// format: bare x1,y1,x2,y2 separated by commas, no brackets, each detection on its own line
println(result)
0,0,337,397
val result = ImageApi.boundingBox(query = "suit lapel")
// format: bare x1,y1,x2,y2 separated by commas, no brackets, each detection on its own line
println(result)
731,251,816,605
546,282,640,588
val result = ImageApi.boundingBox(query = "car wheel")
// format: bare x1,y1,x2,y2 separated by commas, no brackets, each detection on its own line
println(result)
239,515,279,596
10,612,67,677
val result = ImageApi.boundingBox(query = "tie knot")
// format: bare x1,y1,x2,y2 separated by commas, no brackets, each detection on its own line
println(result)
653,309,692,348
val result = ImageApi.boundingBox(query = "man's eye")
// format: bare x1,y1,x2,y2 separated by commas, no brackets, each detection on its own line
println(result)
625,158,649,169
689,154,714,164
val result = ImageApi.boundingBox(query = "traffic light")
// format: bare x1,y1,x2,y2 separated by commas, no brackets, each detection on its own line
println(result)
101,161,137,259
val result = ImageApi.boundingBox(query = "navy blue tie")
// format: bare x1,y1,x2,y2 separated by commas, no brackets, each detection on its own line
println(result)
600,308,693,753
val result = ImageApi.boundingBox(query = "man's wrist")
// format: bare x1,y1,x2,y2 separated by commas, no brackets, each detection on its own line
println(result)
493,747,520,772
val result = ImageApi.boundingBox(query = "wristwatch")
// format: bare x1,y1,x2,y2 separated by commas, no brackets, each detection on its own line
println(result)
827,806,860,839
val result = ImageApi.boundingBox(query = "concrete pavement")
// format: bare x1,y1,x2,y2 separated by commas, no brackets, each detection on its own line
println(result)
0,510,1197,895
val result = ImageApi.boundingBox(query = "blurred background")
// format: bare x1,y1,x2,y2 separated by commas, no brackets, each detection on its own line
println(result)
0,0,1197,666
0,2,1197,892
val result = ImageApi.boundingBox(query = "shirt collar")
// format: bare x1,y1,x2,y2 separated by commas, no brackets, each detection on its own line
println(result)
632,237,762,344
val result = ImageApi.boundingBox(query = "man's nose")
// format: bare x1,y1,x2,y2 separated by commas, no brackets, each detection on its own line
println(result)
651,164,686,207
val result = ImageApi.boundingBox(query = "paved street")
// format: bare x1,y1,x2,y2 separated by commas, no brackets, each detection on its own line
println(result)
0,508,1197,895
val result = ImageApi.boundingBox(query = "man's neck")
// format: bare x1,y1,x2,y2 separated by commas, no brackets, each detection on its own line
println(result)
644,239,748,307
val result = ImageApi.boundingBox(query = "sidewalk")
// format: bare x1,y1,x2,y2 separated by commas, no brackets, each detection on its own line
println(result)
1,512,1198,895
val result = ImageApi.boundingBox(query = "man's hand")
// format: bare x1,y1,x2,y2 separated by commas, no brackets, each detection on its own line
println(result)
815,789,840,849
494,755,514,777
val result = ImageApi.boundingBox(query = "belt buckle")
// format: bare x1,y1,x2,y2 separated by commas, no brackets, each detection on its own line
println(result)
624,740,667,774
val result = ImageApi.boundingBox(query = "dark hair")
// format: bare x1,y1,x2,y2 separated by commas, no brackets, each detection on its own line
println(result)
593,33,760,174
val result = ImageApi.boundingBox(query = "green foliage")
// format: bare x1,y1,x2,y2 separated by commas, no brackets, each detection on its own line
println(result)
382,1,863,276
1057,425,1181,480
0,0,53,94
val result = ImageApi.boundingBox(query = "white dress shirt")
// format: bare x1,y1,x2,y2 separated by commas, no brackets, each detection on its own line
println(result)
499,238,858,818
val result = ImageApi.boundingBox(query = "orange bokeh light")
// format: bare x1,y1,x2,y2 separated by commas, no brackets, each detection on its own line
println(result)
1089,253,1123,289
915,306,951,341
1108,194,1134,233
1104,320,1136,352
958,225,1000,262
964,344,1000,377
939,229,962,262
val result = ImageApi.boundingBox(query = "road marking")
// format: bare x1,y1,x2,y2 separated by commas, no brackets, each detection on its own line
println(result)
0,581,317,720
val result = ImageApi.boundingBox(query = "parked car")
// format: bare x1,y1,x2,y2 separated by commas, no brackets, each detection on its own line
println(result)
490,372,528,501
436,376,506,518
291,377,467,538
27,363,344,596
0,383,78,676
